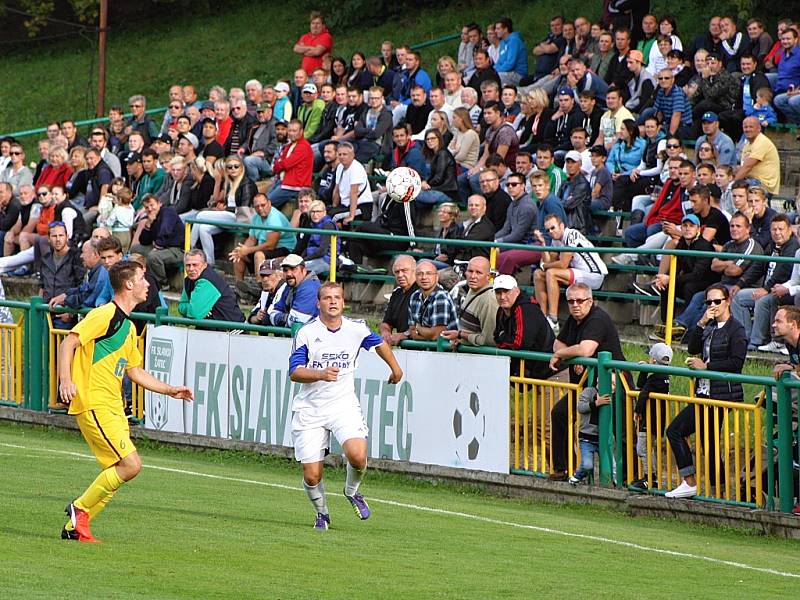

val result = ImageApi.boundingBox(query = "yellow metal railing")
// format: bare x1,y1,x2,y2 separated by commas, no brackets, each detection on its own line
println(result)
131,333,146,420
510,361,590,476
622,377,764,506
0,318,24,404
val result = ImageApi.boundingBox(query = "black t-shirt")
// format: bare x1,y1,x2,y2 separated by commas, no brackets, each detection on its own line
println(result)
699,207,731,247
200,140,224,161
556,305,625,383
787,341,800,367
382,283,419,333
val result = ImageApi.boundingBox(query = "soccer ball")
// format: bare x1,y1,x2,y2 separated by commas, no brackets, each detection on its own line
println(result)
385,167,422,203
452,386,485,462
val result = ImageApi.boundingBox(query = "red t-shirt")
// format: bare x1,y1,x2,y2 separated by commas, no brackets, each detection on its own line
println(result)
296,30,333,74
36,204,56,236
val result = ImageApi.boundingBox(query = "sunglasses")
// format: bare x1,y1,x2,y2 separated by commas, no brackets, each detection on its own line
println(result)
507,181,523,187
48,220,66,229
567,297,591,305
226,164,241,170
657,76,673,81
9,151,22,155
170,104,182,109
705,298,725,306
38,191,50,196
666,144,680,149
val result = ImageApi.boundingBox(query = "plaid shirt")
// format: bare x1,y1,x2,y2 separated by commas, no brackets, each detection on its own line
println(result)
407,285,458,330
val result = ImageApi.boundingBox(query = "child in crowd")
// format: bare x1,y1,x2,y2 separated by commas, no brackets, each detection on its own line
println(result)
101,187,135,251
569,372,617,485
273,81,293,122
630,343,673,491
746,87,778,127
588,144,613,211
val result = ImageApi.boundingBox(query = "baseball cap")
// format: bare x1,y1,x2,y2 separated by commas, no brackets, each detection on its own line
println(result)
280,254,305,268
274,119,288,127
259,258,281,275
681,214,700,226
201,101,215,111
558,88,573,97
564,150,582,163
302,83,318,94
154,133,171,144
589,144,607,157
628,49,644,64
649,342,673,365
492,274,518,291
701,111,719,122
178,132,198,149
200,116,216,127
124,151,142,164
274,82,290,94
256,102,272,112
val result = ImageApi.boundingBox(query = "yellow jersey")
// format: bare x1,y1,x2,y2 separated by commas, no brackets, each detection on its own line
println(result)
67,302,142,416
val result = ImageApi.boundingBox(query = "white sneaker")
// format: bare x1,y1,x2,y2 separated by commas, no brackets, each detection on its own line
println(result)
611,253,636,265
547,316,560,336
757,341,789,355
665,480,697,498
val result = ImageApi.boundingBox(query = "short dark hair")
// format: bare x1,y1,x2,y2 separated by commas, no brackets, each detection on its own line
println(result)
731,179,750,191
96,236,122,254
482,100,501,113
688,185,710,201
704,283,729,301
772,214,792,228
497,17,513,32
485,153,505,168
730,211,751,228
537,144,553,156
678,159,695,170
109,261,142,293
141,148,158,160
778,306,800,328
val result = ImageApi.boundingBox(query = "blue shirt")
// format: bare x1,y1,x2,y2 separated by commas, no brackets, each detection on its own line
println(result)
776,46,800,94
695,131,736,166
653,85,692,127
250,208,296,250
537,194,567,244
495,31,528,76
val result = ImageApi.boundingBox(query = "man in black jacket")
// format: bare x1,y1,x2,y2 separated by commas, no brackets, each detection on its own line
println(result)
0,182,20,251
545,90,584,164
455,195,496,262
492,274,554,379
348,192,416,265
718,54,770,139
379,255,419,346
84,148,114,224
731,214,800,349
179,249,245,325
35,222,85,325
225,99,257,155
129,194,185,289
477,167,511,232
353,86,393,164
241,103,278,182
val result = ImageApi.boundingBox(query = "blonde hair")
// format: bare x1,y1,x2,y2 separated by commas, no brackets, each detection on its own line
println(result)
309,199,326,214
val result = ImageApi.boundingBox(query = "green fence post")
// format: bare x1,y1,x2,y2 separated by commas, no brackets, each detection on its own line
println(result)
28,297,45,412
154,306,168,327
597,351,613,485
776,374,794,513
614,374,624,488
290,321,303,337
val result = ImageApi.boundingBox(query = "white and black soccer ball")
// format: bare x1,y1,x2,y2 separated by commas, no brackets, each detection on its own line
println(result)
385,166,422,203
452,386,485,462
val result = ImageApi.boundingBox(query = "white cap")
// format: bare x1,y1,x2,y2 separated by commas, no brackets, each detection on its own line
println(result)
649,343,673,365
280,254,305,268
564,150,583,163
492,274,518,291
274,81,290,94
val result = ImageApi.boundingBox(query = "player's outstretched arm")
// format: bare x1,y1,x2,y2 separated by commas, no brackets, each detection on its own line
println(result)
126,366,194,401
290,366,339,383
375,342,403,384
58,333,81,403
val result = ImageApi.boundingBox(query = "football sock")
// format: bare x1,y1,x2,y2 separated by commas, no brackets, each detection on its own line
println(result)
344,461,366,497
303,479,329,515
74,466,124,518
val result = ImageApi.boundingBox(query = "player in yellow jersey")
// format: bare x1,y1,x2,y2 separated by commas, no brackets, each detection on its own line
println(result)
58,260,193,542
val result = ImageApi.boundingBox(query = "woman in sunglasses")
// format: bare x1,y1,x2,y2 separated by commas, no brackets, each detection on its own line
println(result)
665,283,747,499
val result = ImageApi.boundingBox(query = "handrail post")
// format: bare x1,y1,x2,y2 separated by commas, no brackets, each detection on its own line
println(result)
28,297,45,412
330,234,337,282
489,247,498,281
664,254,677,345
154,306,168,327
776,374,794,513
184,222,191,253
597,351,614,485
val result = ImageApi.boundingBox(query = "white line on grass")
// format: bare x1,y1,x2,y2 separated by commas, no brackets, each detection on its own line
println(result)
2,441,798,579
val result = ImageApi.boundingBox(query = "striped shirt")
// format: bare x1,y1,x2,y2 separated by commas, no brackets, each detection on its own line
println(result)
554,228,608,275
653,85,692,127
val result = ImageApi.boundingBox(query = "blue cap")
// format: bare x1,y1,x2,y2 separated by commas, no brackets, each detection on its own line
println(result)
558,88,573,97
701,111,719,122
681,214,700,226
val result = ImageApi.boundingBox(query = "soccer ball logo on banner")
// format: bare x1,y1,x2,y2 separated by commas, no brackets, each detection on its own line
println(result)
385,167,422,203
452,385,485,462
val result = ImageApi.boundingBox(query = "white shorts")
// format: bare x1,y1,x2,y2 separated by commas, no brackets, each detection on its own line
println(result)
291,403,369,464
570,269,605,290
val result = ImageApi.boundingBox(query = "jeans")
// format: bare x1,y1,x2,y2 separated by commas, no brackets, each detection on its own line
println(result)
498,71,522,86
675,290,707,329
730,288,779,345
775,93,800,125
268,184,299,208
190,210,237,263
573,439,599,481
305,257,333,275
243,155,272,182
415,189,453,204
666,397,723,479
624,222,661,248
354,140,381,163
457,171,481,202
496,249,541,275
631,194,654,215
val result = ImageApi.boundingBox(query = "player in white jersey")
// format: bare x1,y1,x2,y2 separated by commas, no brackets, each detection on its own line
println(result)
289,281,403,530
534,213,607,334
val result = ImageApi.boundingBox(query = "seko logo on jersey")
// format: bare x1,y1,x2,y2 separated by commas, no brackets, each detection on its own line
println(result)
311,351,352,370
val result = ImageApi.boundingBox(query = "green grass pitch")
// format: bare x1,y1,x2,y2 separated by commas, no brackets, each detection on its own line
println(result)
0,421,798,599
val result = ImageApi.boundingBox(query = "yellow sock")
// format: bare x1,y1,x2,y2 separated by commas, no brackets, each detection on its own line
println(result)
74,467,124,519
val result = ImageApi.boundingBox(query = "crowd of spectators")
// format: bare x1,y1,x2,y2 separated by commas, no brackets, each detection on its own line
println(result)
0,8,799,507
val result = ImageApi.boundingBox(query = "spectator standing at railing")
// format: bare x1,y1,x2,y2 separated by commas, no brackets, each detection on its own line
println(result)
548,283,625,481
379,255,418,346
440,256,498,349
178,249,244,324
293,12,333,76
36,222,85,326
569,373,615,486
404,259,458,340
269,254,321,327
666,284,747,499
490,274,553,379
246,258,287,328
48,240,112,327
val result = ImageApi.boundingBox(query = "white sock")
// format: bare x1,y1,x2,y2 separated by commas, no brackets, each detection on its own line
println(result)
344,461,366,497
303,479,328,515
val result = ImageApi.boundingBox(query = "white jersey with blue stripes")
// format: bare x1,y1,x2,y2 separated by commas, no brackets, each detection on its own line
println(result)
289,316,383,413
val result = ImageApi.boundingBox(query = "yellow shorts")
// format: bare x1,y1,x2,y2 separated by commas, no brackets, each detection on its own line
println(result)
75,408,137,469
